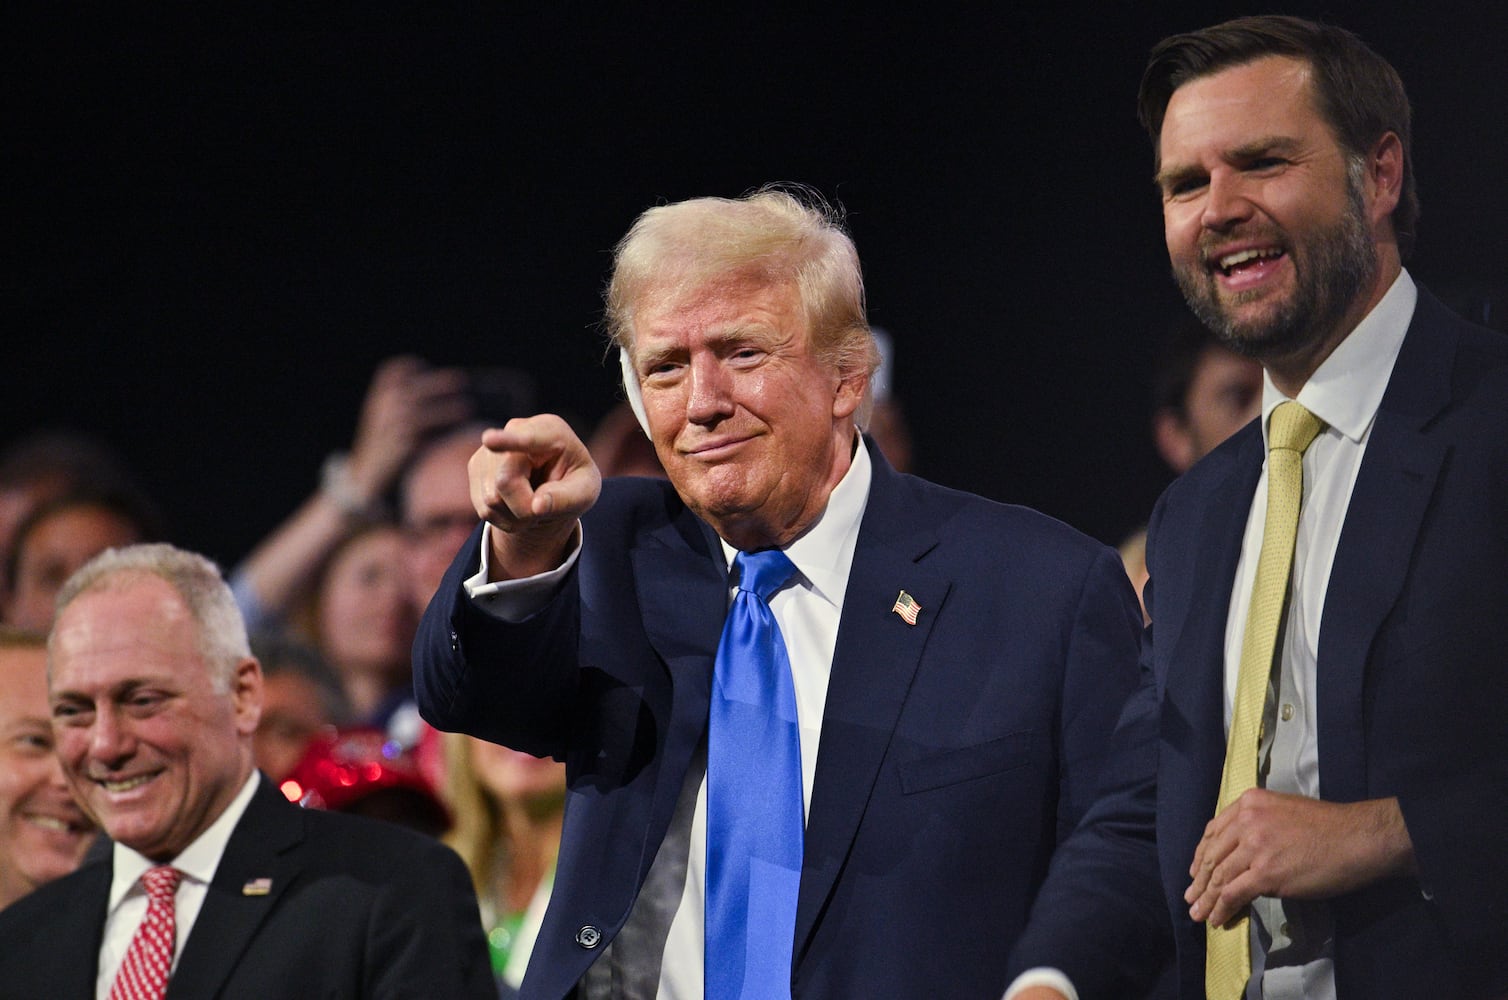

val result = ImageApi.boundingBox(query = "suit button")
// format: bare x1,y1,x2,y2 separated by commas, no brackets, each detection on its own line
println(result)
449,629,460,652
575,925,602,949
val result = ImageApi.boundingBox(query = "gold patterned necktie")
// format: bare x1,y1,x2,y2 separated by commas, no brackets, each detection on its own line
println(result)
1206,400,1326,1000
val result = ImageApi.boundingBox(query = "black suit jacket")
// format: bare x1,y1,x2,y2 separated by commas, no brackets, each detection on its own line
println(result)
415,441,1155,998
0,777,496,999
1012,288,1508,997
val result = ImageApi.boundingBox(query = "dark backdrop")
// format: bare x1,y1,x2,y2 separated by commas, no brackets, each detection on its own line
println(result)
7,3,1504,567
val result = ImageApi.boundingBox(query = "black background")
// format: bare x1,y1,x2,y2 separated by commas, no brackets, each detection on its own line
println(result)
7,3,1504,566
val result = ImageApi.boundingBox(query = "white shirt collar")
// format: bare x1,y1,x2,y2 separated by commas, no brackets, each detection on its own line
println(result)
1260,269,1416,444
108,769,261,910
719,434,872,613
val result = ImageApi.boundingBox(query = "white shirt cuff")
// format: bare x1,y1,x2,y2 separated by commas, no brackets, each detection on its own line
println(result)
1002,967,1078,1000
462,522,583,622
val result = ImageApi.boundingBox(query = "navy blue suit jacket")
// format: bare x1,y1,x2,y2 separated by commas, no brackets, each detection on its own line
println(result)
415,441,1151,998
1012,289,1508,997
0,777,495,1000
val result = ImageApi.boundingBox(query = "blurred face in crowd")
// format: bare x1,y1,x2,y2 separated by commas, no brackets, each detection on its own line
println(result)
403,435,481,610
467,736,565,814
0,641,95,909
318,527,417,686
6,504,142,632
253,671,334,782
1156,345,1263,473
1157,56,1388,370
0,477,70,607
628,274,864,550
49,574,261,862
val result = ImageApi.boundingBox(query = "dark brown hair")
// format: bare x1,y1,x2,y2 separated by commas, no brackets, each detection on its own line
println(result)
1138,15,1419,259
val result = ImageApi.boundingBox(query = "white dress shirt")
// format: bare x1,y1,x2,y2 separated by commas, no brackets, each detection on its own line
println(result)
97,770,261,999
466,439,873,998
1221,270,1413,999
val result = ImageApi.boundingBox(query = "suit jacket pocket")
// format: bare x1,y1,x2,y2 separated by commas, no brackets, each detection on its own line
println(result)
898,731,1034,794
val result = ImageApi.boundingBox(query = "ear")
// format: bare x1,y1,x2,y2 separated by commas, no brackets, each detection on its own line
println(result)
618,348,651,437
1153,408,1195,474
230,657,263,736
1366,131,1404,225
831,369,867,421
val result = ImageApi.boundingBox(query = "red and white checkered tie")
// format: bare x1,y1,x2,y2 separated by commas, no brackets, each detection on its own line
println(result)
109,866,183,1000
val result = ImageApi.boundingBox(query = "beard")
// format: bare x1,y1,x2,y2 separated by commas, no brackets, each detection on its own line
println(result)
1173,166,1379,362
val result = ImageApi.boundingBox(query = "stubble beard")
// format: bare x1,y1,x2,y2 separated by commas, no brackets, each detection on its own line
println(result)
1175,167,1379,364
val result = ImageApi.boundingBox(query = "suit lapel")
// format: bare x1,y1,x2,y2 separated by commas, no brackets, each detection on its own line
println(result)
794,452,950,957
1315,301,1454,801
1160,431,1263,873
630,509,728,853
167,779,304,1000
56,857,112,998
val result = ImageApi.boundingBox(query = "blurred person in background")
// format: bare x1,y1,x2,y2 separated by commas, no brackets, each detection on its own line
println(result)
404,424,495,611
231,355,470,636
308,522,420,728
2,487,164,632
443,732,567,995
0,628,95,912
1121,316,1263,617
249,633,350,782
0,431,138,614
1150,314,1264,476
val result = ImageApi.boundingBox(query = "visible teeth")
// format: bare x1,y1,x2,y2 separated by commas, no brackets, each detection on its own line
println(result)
1219,247,1281,270
101,775,154,793
28,816,81,834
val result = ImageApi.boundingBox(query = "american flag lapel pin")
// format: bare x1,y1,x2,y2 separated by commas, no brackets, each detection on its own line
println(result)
242,877,273,896
891,590,921,626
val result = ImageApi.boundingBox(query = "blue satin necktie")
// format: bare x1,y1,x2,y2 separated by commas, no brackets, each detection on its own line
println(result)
705,548,804,1000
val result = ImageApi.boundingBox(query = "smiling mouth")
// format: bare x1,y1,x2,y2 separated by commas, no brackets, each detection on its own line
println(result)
94,773,159,794
685,436,751,459
1213,246,1285,277
26,814,92,836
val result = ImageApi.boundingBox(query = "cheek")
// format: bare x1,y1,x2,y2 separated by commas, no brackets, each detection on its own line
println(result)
0,768,25,811
51,733,88,774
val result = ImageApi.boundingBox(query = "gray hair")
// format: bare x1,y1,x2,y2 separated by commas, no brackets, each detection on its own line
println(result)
51,543,252,692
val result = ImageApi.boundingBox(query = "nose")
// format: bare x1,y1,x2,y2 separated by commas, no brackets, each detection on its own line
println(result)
88,706,135,769
685,354,734,425
1201,169,1252,231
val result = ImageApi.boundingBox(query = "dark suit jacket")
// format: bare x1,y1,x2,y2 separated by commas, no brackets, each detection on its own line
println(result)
1012,288,1508,997
0,777,495,1000
414,441,1152,999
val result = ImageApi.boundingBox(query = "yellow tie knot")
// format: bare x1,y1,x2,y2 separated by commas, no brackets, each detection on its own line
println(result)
1268,400,1325,456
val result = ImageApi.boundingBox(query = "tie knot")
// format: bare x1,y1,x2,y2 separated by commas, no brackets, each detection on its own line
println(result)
141,866,182,904
733,549,797,602
1268,400,1325,455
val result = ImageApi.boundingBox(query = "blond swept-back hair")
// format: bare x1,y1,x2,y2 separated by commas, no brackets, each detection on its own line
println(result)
49,543,252,693
605,186,882,427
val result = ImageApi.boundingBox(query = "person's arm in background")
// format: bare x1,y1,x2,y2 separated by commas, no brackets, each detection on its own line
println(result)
233,356,469,631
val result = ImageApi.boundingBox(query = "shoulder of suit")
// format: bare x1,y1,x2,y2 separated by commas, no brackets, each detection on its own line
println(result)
879,470,1116,569
0,850,110,935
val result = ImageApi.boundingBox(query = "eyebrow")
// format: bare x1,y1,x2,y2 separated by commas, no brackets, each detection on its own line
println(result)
1154,135,1304,190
